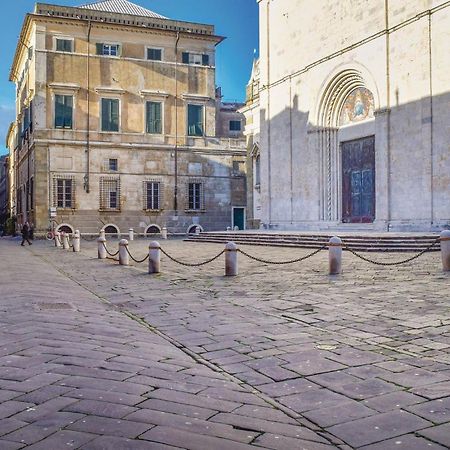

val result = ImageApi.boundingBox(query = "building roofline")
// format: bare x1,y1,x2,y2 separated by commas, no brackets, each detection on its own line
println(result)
9,6,225,82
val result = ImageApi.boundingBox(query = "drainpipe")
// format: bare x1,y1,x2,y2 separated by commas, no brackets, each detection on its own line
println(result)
385,0,391,228
174,31,180,212
85,20,92,193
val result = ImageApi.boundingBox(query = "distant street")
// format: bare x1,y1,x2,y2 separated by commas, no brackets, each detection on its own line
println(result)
0,237,449,449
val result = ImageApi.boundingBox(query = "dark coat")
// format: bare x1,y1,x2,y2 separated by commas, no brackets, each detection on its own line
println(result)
21,224,29,239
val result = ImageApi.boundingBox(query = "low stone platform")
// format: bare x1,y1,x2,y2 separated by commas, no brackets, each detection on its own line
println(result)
186,230,442,252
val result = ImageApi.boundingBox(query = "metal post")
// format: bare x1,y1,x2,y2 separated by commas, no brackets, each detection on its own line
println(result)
225,241,238,276
129,228,134,241
55,231,62,248
149,241,161,274
72,230,81,253
161,227,168,240
97,236,107,259
329,236,342,275
119,239,129,266
62,232,70,250
441,230,450,272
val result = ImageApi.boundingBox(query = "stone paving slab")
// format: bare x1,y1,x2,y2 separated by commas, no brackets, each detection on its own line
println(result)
2,237,450,448
0,239,336,449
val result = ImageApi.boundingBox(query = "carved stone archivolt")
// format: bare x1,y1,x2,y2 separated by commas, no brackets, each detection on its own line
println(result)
317,70,375,221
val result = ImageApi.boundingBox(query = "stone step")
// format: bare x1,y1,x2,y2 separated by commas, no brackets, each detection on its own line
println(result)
185,232,442,252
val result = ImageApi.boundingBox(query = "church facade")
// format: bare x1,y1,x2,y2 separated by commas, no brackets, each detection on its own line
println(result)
250,0,450,231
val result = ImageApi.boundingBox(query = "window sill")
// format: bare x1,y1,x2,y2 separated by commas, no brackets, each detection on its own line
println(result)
144,209,163,213
185,209,205,214
99,209,121,212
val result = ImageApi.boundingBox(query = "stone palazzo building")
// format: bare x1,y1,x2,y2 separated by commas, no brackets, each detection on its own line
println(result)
245,0,450,231
7,0,246,236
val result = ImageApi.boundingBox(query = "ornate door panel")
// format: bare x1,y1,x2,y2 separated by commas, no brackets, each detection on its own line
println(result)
342,137,375,223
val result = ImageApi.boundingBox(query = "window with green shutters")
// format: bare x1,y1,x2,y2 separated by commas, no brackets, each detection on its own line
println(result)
187,104,204,137
147,48,162,61
96,43,120,56
146,101,162,134
182,52,209,66
56,38,73,52
101,98,120,132
54,95,73,129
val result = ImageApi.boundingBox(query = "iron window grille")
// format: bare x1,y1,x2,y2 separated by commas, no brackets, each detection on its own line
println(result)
143,181,162,211
229,120,242,131
100,177,120,211
187,181,204,211
52,175,75,209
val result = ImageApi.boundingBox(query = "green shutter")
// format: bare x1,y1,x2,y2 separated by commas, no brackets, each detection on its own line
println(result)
96,43,104,55
202,54,209,66
182,52,189,64
146,102,162,134
64,96,73,128
110,99,119,131
55,95,64,128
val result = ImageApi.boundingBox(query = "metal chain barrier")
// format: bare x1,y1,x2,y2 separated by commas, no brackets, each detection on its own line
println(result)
237,246,326,265
125,246,149,264
341,237,440,266
102,241,120,257
160,247,225,267
81,235,98,242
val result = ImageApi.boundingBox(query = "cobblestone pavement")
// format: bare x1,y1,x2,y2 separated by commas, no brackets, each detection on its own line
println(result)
1,237,449,449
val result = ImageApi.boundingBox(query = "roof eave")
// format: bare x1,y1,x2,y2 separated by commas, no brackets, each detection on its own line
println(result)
9,14,33,82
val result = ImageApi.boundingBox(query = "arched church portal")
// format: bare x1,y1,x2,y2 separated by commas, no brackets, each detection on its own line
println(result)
318,70,376,224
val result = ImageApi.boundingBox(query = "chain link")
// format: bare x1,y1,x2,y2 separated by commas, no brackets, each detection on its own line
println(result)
341,238,440,266
102,242,120,257
81,235,99,242
238,246,327,265
160,247,225,267
125,246,150,264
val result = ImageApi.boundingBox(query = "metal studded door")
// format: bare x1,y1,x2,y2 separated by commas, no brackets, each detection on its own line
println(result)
342,137,375,223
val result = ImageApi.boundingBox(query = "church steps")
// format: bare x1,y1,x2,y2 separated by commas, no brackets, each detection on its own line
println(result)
185,232,441,252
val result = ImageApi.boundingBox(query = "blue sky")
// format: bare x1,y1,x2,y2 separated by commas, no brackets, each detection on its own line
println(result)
0,0,259,155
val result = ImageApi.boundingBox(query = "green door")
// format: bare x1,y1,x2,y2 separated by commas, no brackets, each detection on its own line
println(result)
233,207,245,230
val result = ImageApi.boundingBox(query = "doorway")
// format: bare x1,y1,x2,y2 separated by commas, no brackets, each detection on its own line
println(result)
342,136,375,223
232,207,246,230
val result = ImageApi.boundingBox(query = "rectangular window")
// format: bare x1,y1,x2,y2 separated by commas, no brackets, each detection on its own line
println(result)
187,104,204,137
182,52,209,66
56,38,73,52
188,182,203,210
229,120,242,131
101,98,119,132
100,178,120,210
96,43,120,56
109,158,118,171
146,101,162,134
145,181,161,210
53,177,74,209
147,48,162,61
55,95,73,129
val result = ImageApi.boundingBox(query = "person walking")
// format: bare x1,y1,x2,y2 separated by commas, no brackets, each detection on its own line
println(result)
21,222,32,246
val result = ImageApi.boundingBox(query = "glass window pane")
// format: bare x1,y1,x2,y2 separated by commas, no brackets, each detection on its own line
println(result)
188,105,203,137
